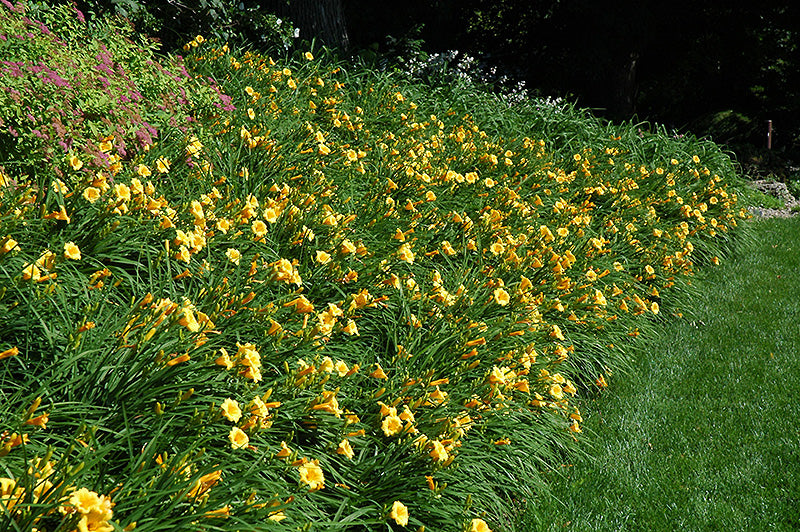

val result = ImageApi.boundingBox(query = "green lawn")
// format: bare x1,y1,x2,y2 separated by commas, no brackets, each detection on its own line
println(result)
527,217,800,531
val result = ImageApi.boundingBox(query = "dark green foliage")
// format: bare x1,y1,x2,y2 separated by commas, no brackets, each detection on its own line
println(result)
345,1,800,168
71,0,298,53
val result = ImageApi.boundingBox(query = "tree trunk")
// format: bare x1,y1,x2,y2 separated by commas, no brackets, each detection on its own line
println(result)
266,0,350,51
614,51,639,118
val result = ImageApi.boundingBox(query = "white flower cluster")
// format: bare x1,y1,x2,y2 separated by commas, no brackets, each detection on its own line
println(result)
250,11,299,49
397,47,564,112
400,49,488,85
528,95,567,113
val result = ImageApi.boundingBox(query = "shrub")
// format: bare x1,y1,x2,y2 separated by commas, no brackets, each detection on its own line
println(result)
0,0,227,197
72,0,299,53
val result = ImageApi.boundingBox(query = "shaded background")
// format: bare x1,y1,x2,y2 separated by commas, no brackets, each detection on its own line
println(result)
343,0,800,172
75,0,800,175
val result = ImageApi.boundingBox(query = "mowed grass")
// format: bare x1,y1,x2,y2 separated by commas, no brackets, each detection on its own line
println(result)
527,217,800,531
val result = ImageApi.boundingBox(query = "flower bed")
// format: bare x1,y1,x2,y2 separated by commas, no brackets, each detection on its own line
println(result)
0,3,749,530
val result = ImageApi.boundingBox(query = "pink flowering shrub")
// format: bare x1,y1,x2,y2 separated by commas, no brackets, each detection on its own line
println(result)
0,1,230,183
